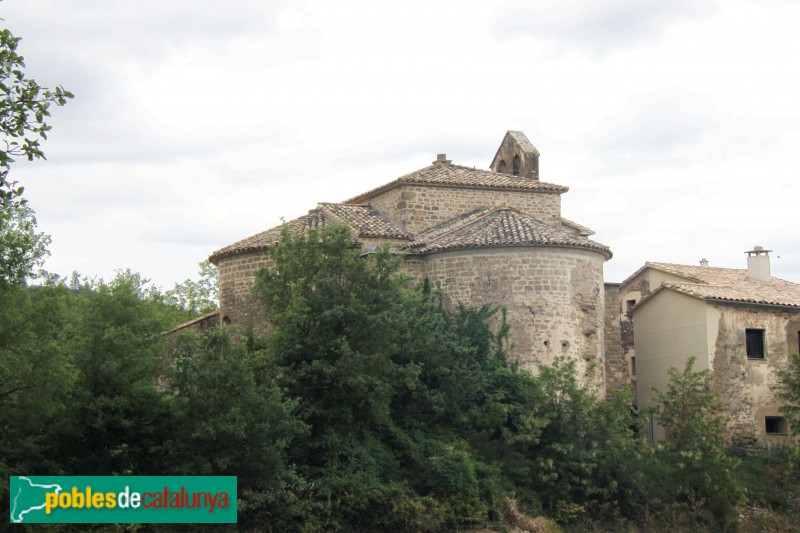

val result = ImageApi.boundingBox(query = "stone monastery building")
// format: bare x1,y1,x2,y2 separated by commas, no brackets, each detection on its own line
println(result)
201,131,800,444
209,131,611,381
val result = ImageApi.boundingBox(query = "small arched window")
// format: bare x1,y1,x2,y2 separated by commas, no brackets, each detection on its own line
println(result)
512,154,521,176
497,160,507,173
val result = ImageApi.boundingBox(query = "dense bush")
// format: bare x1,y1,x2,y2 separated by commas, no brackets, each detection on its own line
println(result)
3,223,798,530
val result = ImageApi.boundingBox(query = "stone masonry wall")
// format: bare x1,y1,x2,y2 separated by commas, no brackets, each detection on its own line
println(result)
216,250,273,336
366,185,562,235
421,246,605,382
604,283,631,397
710,305,800,443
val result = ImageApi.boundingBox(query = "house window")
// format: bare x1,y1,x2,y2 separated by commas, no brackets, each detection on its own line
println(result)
746,329,765,359
512,154,521,176
765,416,788,435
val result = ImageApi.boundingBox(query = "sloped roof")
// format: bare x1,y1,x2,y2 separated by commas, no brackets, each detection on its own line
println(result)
209,204,409,261
317,203,410,239
507,130,540,155
559,216,594,237
168,309,220,333
627,262,800,310
405,207,612,258
346,161,567,203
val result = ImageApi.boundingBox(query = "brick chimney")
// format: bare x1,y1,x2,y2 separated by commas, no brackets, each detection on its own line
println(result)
745,246,771,283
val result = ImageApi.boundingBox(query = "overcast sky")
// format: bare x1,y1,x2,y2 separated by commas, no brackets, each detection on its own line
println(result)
3,0,799,289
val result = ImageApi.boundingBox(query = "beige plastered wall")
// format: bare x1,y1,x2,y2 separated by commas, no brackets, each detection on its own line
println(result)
633,289,711,441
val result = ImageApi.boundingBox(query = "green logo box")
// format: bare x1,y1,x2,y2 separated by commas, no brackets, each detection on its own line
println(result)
9,476,237,524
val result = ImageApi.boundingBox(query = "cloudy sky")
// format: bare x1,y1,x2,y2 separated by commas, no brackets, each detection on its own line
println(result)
3,0,799,289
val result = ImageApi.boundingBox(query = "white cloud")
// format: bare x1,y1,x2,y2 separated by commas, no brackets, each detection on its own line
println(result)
492,0,716,54
0,0,798,289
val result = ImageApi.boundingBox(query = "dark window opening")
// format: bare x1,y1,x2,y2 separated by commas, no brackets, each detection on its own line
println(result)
497,160,507,173
746,328,765,359
630,356,636,376
765,416,788,435
512,154,521,176
626,299,637,311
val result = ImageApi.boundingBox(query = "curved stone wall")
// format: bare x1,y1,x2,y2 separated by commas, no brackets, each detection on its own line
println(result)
420,246,606,379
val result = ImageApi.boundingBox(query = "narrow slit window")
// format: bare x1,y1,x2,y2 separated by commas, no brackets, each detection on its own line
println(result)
746,328,765,359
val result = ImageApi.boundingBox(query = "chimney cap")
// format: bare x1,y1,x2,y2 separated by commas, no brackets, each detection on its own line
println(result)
745,246,772,256
699,258,709,267
434,153,451,164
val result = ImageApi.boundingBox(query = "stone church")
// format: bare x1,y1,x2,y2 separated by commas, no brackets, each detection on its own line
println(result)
207,131,612,381
178,130,800,443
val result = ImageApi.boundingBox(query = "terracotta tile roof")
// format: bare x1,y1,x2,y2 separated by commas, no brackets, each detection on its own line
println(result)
628,262,800,310
346,162,568,203
168,309,220,333
210,204,409,261
559,216,594,237
210,211,328,261
405,207,612,258
317,203,410,239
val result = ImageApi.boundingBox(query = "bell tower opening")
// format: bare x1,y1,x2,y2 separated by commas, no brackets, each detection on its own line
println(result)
490,130,540,180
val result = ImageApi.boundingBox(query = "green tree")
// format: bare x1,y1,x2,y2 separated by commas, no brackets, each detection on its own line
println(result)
778,352,800,432
526,358,644,522
0,28,73,208
167,328,308,528
0,283,74,462
252,223,536,530
44,271,179,475
0,203,49,285
164,259,219,317
648,357,744,525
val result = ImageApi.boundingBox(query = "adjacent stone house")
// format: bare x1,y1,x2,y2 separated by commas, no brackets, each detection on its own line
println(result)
618,248,800,443
207,131,612,378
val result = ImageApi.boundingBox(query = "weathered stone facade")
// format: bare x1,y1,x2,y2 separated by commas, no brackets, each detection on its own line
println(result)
356,182,563,235
619,258,800,444
209,131,612,383
604,283,631,396
216,250,273,337
181,130,800,445
709,305,800,443
422,246,605,377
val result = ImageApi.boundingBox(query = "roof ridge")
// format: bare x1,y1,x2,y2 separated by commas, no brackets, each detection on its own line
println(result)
345,161,569,204
406,207,611,258
412,206,496,245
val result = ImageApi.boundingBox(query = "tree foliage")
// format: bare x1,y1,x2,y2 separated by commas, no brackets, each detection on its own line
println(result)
2,221,789,530
0,28,73,208
647,357,744,525
164,259,219,317
778,352,800,432
0,203,49,286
